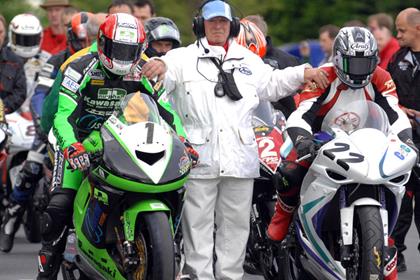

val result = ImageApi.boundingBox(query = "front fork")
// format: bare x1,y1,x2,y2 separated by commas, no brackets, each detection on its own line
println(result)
339,186,389,267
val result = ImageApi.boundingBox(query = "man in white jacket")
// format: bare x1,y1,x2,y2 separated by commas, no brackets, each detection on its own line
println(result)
142,1,328,279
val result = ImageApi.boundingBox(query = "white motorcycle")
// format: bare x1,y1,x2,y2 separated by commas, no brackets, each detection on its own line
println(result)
0,110,41,243
279,101,416,280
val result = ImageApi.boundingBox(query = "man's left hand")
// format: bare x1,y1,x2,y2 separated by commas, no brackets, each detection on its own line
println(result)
304,68,329,89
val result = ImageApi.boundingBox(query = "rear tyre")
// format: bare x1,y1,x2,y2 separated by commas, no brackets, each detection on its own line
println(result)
23,203,42,243
346,206,384,280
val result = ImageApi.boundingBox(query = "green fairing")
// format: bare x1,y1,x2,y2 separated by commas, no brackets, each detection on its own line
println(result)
73,180,125,280
92,166,188,193
123,200,172,241
73,170,176,279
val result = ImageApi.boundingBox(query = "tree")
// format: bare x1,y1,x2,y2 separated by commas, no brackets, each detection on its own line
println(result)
2,0,419,46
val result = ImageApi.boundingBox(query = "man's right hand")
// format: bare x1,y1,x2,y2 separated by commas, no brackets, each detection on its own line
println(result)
303,68,329,89
142,59,167,82
64,142,90,171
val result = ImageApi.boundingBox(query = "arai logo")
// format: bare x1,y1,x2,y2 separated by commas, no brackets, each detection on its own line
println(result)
351,42,369,51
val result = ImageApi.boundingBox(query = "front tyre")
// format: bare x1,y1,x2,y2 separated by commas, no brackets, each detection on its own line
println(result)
346,206,384,280
133,211,174,280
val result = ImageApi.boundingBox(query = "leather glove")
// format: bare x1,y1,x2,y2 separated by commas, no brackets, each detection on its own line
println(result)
180,136,199,167
295,137,316,159
64,142,90,171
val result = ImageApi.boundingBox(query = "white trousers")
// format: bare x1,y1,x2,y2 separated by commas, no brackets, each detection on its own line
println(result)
181,177,254,280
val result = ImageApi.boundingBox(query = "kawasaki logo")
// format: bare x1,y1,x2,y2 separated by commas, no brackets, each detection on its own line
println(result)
80,246,116,278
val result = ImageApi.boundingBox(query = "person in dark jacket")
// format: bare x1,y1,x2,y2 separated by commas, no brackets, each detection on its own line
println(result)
0,14,27,115
387,7,420,273
245,14,300,118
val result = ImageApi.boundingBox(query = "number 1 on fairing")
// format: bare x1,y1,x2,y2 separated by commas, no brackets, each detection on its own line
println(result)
145,122,154,144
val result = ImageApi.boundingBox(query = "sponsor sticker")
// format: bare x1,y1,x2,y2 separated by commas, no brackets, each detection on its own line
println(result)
150,203,166,209
89,69,105,80
62,76,80,93
179,155,192,175
239,66,252,75
123,71,142,81
351,42,369,51
91,79,105,86
64,67,82,82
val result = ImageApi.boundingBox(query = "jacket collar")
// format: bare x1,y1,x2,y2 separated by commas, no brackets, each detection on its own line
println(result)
196,37,244,62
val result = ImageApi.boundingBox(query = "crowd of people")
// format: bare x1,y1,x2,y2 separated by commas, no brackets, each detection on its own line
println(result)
0,0,418,279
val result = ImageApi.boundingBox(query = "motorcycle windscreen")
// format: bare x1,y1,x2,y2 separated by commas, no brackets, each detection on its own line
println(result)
321,100,390,135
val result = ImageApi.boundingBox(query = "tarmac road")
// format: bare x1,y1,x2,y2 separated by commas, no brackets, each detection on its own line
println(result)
0,222,419,280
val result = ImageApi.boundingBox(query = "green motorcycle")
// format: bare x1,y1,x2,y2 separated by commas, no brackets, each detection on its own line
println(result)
60,92,191,280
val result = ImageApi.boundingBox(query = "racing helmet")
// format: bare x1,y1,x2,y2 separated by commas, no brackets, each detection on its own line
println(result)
145,17,181,48
235,19,267,58
68,12,94,54
8,14,43,58
97,13,146,76
333,27,379,88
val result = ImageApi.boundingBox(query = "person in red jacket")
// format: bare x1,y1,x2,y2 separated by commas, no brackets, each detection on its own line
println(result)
39,0,71,55
368,13,400,69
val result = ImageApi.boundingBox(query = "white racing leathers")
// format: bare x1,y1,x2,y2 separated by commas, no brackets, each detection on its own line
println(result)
160,38,307,279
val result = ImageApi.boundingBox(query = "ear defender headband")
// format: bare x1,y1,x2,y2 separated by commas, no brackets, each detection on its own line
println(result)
192,0,240,38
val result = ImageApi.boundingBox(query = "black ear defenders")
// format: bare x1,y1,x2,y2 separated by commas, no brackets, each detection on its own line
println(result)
192,0,240,38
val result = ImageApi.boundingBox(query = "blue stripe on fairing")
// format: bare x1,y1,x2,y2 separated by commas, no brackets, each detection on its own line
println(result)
379,148,390,178
295,222,342,279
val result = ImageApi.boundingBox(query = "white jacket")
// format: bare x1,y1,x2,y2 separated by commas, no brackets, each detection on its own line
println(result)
161,38,307,178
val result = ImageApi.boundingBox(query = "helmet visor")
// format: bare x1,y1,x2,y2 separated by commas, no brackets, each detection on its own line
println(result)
12,32,41,47
149,25,180,44
102,36,143,62
343,56,377,76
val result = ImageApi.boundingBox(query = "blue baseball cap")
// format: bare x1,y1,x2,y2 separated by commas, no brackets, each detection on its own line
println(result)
202,1,233,21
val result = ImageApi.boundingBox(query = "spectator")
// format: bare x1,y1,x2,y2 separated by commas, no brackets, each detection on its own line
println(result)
133,0,155,22
318,24,340,65
39,0,71,55
62,6,79,25
141,1,328,278
368,13,400,69
299,40,311,64
387,7,420,273
107,0,133,14
0,14,27,115
245,14,300,118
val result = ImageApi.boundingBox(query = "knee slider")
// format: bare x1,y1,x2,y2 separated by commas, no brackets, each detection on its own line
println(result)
40,212,54,236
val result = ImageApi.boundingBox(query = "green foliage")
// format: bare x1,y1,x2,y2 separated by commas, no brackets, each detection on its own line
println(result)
1,0,38,23
2,0,419,46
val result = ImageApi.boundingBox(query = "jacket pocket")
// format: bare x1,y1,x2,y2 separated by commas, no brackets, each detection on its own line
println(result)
187,128,208,145
238,127,255,145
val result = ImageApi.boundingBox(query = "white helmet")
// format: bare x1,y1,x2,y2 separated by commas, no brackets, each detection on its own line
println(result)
9,14,43,58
